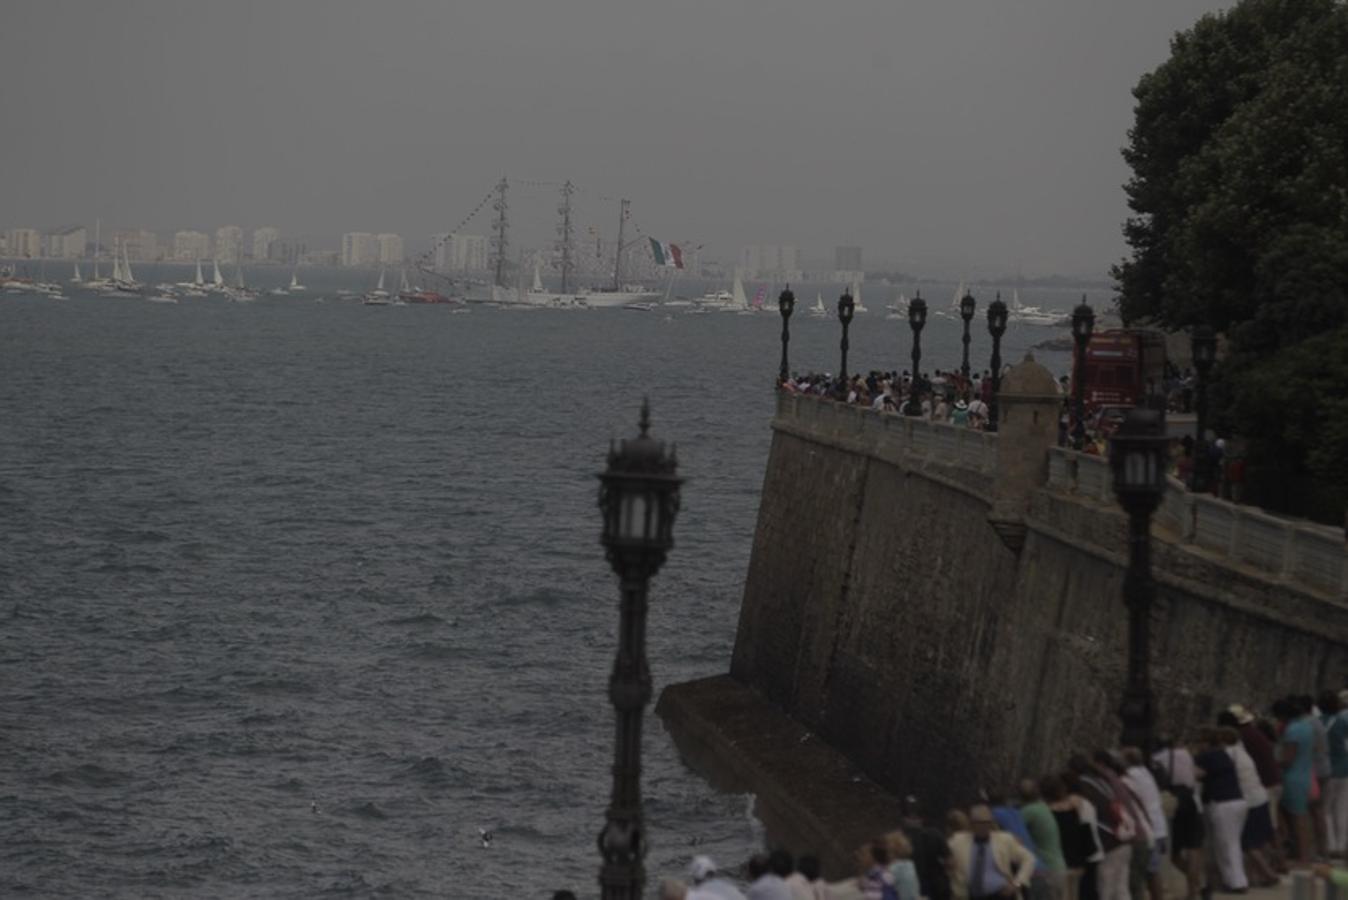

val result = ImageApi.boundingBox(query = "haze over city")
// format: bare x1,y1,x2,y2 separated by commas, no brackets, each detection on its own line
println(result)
4,0,1232,277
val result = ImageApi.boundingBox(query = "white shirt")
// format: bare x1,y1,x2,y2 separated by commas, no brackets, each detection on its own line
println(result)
1152,746,1197,790
745,874,794,900
689,879,748,900
783,872,824,900
1124,764,1169,840
1073,794,1106,862
1227,743,1269,807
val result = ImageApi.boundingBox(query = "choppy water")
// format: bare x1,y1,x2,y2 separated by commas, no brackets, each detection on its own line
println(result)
0,271,1083,897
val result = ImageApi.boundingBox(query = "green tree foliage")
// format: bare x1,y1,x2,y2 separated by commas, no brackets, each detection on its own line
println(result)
1113,0,1348,510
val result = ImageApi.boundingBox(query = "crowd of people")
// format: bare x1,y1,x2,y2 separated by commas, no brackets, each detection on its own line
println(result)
778,365,1248,501
545,690,1348,899
779,369,1000,430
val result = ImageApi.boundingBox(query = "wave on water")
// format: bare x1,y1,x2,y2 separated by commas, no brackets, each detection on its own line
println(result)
380,613,446,627
93,562,164,575
44,763,131,789
346,801,389,821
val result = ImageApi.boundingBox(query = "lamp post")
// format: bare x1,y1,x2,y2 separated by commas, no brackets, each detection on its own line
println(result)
907,293,928,416
1071,297,1096,450
777,286,795,384
1190,325,1217,492
596,401,682,900
959,290,977,379
986,294,1008,432
837,291,855,383
1108,406,1167,753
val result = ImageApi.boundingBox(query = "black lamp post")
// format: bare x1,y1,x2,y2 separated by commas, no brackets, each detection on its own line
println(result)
596,401,682,900
959,290,977,379
906,293,928,416
1190,325,1217,492
1108,406,1167,753
986,294,1008,432
777,286,795,384
1071,297,1096,450
837,291,855,383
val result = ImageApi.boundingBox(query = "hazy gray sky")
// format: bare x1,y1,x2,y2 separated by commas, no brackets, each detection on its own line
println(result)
5,0,1229,276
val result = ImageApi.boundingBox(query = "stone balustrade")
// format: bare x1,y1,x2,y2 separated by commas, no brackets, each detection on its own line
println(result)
1047,446,1348,598
775,391,998,476
780,391,1348,599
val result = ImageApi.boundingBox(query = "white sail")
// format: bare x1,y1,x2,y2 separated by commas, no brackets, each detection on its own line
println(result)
195,260,204,286
376,268,385,291
400,269,410,292
212,260,224,286
235,263,245,289
93,220,101,281
732,274,748,309
123,246,135,284
71,262,82,283
531,260,544,293
1012,288,1022,311
814,292,825,312
112,241,125,282
289,270,299,289
853,280,866,311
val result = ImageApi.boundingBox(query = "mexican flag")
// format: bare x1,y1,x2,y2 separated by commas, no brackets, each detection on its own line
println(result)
648,237,685,269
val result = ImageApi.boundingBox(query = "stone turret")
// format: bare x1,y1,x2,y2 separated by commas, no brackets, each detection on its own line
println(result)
988,353,1061,551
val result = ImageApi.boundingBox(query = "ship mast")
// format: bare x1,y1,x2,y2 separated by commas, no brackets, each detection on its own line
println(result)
611,198,629,292
490,176,509,288
556,180,575,294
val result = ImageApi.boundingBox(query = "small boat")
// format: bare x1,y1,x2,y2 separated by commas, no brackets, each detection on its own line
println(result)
809,292,828,318
288,268,306,292
363,268,391,304
852,280,868,313
147,295,179,304
623,302,655,312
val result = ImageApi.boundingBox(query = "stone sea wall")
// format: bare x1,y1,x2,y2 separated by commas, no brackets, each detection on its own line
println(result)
666,375,1348,826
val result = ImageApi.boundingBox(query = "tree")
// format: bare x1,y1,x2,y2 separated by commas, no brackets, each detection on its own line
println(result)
1113,0,1348,519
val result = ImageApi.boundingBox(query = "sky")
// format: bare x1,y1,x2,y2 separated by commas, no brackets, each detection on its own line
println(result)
3,0,1232,278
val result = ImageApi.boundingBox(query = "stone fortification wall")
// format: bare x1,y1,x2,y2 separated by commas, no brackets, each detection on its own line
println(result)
723,378,1348,811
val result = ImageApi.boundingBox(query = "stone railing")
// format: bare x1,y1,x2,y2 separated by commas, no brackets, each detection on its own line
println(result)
1046,446,1348,598
776,392,999,476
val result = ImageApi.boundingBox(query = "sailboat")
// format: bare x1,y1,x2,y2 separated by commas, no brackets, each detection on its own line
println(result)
227,259,257,302
723,273,750,312
70,262,82,284
210,259,226,292
288,268,306,292
363,268,391,305
852,279,868,313
809,292,828,318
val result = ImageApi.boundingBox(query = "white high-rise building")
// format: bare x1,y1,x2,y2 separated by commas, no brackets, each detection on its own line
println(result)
433,233,488,273
376,233,404,264
738,244,801,281
46,226,86,259
6,228,42,258
112,229,159,261
173,230,212,261
215,225,243,263
341,232,379,267
252,226,280,261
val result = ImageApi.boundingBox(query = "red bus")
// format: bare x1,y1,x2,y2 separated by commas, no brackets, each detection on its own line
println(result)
1071,328,1168,420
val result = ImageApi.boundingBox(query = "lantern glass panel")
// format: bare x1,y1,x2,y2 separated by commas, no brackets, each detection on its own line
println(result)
619,490,651,541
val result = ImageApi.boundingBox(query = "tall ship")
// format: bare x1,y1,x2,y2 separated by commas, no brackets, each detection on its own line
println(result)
467,178,660,306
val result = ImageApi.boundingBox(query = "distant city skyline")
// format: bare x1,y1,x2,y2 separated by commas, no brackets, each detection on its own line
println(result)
1,1,1235,279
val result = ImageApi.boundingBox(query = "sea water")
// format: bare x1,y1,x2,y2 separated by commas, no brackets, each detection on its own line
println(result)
0,273,1081,896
